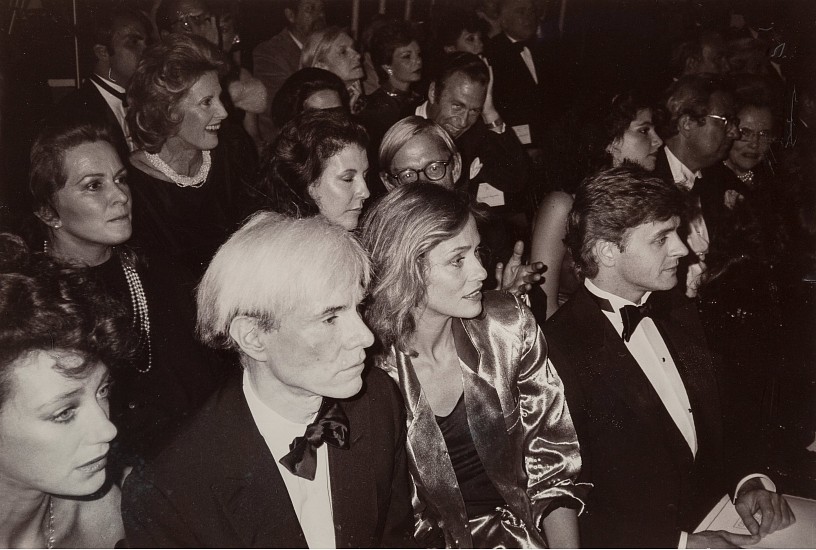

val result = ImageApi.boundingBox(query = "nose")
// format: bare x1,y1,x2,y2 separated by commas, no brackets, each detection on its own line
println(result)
651,131,663,149
213,96,228,120
89,401,118,445
668,232,689,258
348,311,375,349
470,256,488,283
355,176,370,200
111,180,130,204
726,123,740,139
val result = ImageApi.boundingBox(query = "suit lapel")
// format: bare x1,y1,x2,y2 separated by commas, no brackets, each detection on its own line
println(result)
208,377,309,548
329,394,376,548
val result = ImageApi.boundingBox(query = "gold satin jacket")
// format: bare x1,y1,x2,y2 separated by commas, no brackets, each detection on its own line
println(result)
376,291,588,548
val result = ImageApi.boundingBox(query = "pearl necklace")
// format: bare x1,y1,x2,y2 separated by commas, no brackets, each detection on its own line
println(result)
42,243,152,373
145,150,211,188
44,496,55,549
724,161,754,183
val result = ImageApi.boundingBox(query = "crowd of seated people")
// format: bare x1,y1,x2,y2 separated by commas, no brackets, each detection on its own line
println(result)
0,0,813,547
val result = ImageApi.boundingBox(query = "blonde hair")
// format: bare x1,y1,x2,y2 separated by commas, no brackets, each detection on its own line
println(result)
300,26,348,71
378,116,458,181
196,211,370,349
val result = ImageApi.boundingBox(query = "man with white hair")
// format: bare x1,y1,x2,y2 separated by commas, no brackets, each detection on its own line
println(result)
122,211,415,548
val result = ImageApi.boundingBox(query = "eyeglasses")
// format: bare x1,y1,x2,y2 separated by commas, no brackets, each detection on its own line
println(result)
170,11,213,32
738,127,777,144
390,156,453,186
705,114,740,128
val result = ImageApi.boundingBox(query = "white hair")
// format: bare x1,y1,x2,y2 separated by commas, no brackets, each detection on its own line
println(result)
196,211,370,349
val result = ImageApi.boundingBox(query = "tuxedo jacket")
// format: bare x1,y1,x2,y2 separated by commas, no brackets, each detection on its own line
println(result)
54,80,129,162
253,29,301,139
122,367,416,548
545,286,728,548
485,33,560,147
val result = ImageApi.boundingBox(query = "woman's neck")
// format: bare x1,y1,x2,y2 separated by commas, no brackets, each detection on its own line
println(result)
47,234,112,267
0,486,50,548
157,140,203,176
385,78,409,93
410,311,455,363
724,158,749,176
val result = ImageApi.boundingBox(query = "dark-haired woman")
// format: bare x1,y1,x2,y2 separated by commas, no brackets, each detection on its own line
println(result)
254,108,370,231
30,121,224,465
530,92,664,319
126,33,249,281
268,67,349,142
0,234,127,547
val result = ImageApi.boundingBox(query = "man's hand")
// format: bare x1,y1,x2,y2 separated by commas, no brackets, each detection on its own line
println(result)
686,530,760,548
494,240,545,296
735,480,796,538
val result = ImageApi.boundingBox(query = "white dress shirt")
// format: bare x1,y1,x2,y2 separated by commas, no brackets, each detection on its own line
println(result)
506,34,538,84
585,279,698,455
89,74,135,151
243,371,336,549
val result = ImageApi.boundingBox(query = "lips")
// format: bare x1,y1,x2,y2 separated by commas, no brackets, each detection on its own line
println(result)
77,454,107,473
463,287,482,300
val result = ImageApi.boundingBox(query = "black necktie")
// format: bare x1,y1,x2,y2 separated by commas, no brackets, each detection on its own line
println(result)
278,399,349,480
620,300,661,342
90,74,128,108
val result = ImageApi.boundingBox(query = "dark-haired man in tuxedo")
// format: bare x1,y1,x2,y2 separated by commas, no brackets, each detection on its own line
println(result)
546,166,794,548
122,212,415,548
55,6,150,159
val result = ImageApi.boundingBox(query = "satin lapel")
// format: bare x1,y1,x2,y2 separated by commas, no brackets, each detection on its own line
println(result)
394,350,471,546
329,397,375,548
208,379,308,548
85,81,126,142
575,289,695,467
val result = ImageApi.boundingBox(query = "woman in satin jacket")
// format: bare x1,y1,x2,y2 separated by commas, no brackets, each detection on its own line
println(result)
360,183,588,548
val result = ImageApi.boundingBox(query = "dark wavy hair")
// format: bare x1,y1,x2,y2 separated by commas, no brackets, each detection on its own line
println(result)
369,19,417,83
127,33,229,153
254,108,368,218
360,183,480,355
566,166,687,278
271,67,349,129
0,234,132,408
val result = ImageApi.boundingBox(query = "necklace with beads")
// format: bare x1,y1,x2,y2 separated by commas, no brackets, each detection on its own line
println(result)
724,161,754,184
145,150,211,188
43,243,152,373
43,496,55,549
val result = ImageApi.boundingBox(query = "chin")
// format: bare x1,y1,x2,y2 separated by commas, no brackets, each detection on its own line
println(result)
325,376,364,400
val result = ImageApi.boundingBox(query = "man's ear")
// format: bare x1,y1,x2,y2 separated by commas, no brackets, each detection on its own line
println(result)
428,82,437,104
284,7,296,26
678,114,697,137
229,316,269,363
594,240,618,269
93,43,110,63
380,172,395,191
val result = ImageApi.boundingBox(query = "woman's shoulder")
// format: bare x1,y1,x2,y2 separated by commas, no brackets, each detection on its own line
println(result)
127,152,167,185
57,483,124,548
472,291,531,331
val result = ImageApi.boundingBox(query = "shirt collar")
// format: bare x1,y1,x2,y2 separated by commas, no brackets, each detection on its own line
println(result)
415,100,429,119
93,73,125,93
664,145,701,190
287,30,303,50
585,278,651,312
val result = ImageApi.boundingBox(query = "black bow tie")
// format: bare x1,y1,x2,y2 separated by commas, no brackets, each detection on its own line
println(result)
620,300,662,342
278,399,349,480
90,74,128,108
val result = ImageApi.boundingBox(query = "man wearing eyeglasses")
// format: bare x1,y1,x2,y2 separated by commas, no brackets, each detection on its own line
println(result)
655,74,741,298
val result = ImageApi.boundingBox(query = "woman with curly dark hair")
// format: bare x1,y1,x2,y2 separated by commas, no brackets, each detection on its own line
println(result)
0,233,130,547
126,32,247,280
529,91,664,319
254,108,370,231
30,119,225,466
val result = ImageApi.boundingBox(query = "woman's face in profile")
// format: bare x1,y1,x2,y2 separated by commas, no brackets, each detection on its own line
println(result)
309,144,370,230
0,351,116,496
48,140,132,250
171,71,228,152
607,108,663,171
321,34,363,84
421,215,487,322
451,30,483,56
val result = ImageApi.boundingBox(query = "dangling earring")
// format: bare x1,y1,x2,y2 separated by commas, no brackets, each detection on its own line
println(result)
53,221,62,229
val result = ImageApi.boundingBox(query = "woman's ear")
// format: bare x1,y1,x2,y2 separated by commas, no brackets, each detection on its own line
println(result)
606,138,621,160
35,206,61,229
382,64,393,78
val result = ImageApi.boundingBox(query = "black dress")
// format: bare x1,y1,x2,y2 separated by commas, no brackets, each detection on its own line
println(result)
90,249,230,464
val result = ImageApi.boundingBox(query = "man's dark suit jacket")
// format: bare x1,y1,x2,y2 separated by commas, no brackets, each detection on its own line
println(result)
54,79,129,162
122,367,416,548
485,33,560,147
545,286,729,548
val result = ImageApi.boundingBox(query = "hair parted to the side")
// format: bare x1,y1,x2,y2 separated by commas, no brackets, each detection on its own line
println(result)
196,211,371,351
660,73,733,140
378,115,457,179
360,183,477,355
253,108,368,218
0,233,132,409
126,33,229,153
29,121,116,213
565,166,687,279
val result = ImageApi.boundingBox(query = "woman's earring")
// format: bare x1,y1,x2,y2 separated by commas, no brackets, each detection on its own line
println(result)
53,221,62,229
